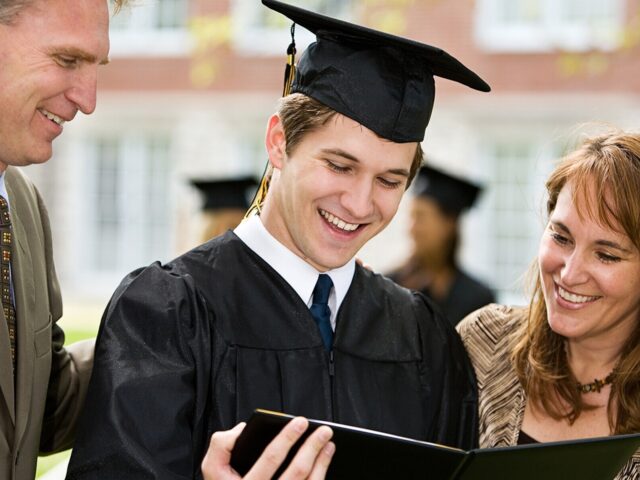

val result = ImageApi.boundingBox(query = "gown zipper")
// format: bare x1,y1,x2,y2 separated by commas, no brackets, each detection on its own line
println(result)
329,349,335,421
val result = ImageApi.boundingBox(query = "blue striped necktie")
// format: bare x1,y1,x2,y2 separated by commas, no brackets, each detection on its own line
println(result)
310,274,333,351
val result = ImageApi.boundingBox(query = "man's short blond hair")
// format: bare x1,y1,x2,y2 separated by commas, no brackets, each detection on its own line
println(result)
0,0,129,24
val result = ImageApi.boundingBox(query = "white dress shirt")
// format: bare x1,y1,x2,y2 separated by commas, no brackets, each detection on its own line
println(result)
0,173,8,207
234,214,355,330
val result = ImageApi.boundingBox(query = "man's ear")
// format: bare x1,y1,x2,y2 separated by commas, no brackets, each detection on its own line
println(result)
265,114,287,169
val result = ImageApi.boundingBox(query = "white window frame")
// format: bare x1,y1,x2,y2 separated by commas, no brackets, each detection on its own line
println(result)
109,0,191,57
76,132,174,293
474,0,625,53
231,0,354,56
473,132,557,305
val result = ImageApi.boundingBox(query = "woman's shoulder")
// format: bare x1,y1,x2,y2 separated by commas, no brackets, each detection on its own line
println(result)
456,303,526,360
614,451,640,480
457,303,525,335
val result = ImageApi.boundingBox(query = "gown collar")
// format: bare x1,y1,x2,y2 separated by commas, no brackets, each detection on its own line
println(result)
235,214,355,328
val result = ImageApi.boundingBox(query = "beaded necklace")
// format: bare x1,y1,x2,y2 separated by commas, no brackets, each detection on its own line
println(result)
576,371,616,394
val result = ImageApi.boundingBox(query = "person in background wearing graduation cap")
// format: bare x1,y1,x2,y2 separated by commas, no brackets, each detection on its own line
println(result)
389,165,495,326
190,177,258,243
66,1,490,478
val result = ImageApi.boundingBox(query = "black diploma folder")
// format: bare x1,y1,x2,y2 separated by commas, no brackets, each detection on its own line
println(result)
230,409,640,480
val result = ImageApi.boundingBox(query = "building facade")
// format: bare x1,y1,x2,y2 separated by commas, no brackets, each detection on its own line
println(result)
26,0,640,308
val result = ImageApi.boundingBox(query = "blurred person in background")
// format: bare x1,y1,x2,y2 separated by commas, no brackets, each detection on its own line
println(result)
389,164,495,326
66,0,491,478
457,130,640,479
190,176,258,243
0,0,128,478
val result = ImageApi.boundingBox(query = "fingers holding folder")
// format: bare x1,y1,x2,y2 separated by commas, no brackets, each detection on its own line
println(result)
202,418,335,480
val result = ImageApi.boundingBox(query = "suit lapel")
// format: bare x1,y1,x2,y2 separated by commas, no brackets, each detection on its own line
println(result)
5,176,36,442
0,300,14,424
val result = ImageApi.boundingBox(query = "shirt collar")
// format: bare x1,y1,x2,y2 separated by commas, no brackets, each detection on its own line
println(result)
234,214,355,312
0,172,8,207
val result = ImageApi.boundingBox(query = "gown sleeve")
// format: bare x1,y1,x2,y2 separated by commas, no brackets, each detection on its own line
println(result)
414,291,479,450
66,263,213,480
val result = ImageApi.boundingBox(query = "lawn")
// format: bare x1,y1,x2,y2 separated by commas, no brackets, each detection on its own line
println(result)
36,450,71,478
36,302,103,479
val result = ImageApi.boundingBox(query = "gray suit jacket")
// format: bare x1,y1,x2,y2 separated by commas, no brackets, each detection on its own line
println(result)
0,167,93,480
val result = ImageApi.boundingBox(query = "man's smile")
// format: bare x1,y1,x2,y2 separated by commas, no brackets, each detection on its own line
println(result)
319,208,361,232
38,108,66,126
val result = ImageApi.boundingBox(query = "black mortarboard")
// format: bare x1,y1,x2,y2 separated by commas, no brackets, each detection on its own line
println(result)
190,177,258,211
413,165,482,216
262,0,490,143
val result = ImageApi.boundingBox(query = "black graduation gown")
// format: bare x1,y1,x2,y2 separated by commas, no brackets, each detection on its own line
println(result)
389,263,495,326
67,232,478,480
439,270,495,325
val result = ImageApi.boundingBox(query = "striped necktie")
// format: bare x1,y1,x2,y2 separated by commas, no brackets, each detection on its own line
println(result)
0,196,16,372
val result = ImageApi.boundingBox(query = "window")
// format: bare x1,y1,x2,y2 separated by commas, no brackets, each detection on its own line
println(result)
478,137,555,304
475,0,625,53
81,134,173,290
109,0,191,56
231,0,354,55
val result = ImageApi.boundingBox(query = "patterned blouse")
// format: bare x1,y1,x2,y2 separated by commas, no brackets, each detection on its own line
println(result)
457,304,640,479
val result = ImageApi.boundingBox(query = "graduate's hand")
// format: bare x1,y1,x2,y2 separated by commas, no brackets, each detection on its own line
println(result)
201,417,335,480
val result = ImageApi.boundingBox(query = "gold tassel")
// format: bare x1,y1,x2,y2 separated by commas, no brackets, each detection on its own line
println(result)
245,165,272,218
283,23,297,96
246,23,296,218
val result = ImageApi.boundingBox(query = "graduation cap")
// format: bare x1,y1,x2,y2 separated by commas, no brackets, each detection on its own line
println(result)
190,177,258,212
412,165,482,216
262,0,490,143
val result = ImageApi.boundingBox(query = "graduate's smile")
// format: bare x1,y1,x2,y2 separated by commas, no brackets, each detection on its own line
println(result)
319,208,362,233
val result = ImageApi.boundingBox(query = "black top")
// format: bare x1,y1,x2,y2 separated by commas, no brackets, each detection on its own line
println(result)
518,430,541,445
67,232,479,479
389,265,495,326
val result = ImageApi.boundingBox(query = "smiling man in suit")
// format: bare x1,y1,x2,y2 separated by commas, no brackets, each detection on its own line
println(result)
0,1,128,478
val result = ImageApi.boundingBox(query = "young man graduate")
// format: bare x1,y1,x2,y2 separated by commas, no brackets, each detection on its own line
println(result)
67,1,491,478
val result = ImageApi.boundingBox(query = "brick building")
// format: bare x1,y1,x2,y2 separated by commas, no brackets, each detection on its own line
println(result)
27,0,640,307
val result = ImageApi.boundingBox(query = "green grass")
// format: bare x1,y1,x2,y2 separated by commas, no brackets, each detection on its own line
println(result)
36,450,71,478
36,324,99,478
63,329,98,346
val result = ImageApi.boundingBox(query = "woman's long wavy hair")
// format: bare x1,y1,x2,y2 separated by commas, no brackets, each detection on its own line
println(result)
512,130,640,434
